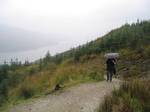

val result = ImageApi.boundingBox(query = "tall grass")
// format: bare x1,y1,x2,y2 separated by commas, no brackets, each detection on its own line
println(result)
51,55,104,87
98,79,150,112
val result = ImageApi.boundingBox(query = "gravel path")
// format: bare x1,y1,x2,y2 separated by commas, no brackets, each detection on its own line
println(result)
8,79,121,112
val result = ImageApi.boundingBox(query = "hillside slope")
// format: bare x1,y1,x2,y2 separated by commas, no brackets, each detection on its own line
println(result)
52,20,150,63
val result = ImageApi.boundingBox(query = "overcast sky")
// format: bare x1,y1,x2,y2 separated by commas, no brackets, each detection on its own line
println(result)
0,0,150,63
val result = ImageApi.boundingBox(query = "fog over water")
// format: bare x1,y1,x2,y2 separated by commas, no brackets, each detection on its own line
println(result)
0,0,150,64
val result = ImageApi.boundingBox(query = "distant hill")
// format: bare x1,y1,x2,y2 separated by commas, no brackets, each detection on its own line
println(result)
52,20,150,62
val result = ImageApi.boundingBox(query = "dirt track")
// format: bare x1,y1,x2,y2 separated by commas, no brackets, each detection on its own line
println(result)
8,79,121,112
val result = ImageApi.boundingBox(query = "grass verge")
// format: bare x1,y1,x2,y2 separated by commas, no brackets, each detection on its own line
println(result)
98,79,150,112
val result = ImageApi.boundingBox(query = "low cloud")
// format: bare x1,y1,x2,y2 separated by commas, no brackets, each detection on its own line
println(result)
0,25,60,52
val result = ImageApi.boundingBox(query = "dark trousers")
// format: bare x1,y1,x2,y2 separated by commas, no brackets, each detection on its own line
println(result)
107,71,113,82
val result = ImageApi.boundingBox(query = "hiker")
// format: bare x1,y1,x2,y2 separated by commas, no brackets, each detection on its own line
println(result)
106,58,116,82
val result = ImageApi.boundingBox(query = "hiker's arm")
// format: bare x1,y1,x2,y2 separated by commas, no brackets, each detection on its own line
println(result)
113,59,117,65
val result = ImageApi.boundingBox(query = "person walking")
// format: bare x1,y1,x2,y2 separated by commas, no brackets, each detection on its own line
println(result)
106,58,116,82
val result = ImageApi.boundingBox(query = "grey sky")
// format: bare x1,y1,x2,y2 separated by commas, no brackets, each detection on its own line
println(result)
0,0,150,63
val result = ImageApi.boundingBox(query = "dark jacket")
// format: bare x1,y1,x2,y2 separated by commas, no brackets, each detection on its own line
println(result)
106,58,116,74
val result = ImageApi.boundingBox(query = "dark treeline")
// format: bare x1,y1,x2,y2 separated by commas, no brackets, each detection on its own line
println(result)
0,59,32,105
52,20,150,62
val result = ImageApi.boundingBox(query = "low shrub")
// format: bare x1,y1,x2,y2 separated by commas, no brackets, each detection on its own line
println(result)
17,83,35,99
98,79,150,112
